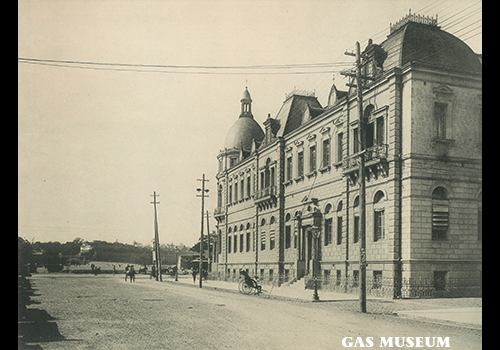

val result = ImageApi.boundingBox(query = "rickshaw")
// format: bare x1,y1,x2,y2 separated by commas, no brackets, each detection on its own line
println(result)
238,269,262,295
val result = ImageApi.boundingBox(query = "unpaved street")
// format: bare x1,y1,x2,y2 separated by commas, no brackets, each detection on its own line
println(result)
24,274,481,349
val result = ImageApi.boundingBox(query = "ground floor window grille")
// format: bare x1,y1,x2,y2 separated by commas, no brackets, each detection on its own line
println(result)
434,271,447,291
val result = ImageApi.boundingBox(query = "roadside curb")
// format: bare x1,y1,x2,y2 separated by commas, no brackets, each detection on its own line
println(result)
162,279,313,303
392,311,482,330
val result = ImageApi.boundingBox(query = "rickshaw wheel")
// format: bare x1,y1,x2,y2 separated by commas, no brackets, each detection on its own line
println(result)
240,281,254,295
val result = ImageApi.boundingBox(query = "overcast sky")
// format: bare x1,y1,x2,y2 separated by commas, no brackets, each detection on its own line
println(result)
18,0,481,247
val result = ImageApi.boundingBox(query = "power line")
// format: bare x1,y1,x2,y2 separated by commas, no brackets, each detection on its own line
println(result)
18,57,352,75
18,57,352,70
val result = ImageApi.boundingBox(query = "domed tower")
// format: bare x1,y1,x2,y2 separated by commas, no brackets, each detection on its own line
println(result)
217,87,264,173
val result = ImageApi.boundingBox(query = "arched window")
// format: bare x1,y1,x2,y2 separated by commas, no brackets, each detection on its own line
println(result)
373,191,385,242
324,203,332,214
261,218,266,226
432,186,449,240
240,224,244,232
246,222,251,230
324,203,333,246
270,216,275,225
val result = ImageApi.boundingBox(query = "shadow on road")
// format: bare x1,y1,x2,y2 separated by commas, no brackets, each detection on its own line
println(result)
18,275,79,349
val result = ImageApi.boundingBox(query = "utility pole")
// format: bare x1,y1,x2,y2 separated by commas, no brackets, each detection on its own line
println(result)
151,191,162,282
206,210,211,272
196,174,209,288
342,41,369,313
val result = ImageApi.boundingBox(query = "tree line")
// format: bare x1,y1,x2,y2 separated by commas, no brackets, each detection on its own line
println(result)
18,236,194,274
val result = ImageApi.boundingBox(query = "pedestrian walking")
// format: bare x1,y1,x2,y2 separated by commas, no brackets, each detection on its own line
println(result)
192,268,197,283
125,264,130,282
129,265,136,283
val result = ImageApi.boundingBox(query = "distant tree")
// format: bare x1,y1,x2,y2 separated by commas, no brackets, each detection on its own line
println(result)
18,237,32,276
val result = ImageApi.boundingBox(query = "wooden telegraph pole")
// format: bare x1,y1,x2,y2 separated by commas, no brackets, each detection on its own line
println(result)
197,174,209,288
151,191,162,282
342,41,371,313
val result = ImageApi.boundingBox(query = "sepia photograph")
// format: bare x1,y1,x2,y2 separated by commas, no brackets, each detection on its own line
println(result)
19,0,481,349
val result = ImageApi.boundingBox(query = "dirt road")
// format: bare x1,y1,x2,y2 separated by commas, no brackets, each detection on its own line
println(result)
22,274,482,349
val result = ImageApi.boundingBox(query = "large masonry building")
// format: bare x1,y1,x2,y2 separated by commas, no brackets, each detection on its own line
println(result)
212,14,481,298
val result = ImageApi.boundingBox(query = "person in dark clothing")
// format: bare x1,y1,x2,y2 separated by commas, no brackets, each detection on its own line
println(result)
191,269,197,283
129,265,136,283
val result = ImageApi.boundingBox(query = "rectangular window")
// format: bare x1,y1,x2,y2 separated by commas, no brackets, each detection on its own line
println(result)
285,225,291,249
376,116,385,145
228,236,232,253
270,230,275,250
270,167,275,187
241,179,244,200
324,218,332,246
261,231,266,250
366,122,374,148
373,271,382,289
309,145,316,172
337,132,343,161
260,172,265,190
233,234,237,253
336,269,342,286
434,102,447,139
229,157,237,167
353,128,359,154
247,176,251,198
434,271,447,291
229,185,232,204
246,232,251,252
298,151,304,177
286,156,293,181
324,269,330,283
337,216,343,245
260,269,264,280
432,204,448,240
374,210,385,241
285,269,290,282
354,216,359,244
234,182,238,202
269,269,274,282
322,139,330,167
240,234,244,252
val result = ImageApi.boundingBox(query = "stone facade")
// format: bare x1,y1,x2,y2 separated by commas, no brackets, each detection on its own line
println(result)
213,16,481,298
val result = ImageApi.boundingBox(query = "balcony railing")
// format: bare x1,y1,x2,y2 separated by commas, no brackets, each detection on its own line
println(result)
343,144,388,174
254,185,277,202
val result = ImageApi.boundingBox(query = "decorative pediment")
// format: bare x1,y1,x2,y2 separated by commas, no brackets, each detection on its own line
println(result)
320,126,331,134
306,134,316,142
433,85,454,95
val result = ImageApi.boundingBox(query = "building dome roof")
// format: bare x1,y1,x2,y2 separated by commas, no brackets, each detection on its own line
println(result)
381,20,481,75
223,116,264,151
241,87,252,102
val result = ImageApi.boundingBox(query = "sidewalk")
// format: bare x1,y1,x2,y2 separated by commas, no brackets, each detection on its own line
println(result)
169,274,376,302
164,275,482,329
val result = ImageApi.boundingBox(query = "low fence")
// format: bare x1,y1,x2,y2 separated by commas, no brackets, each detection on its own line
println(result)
208,271,481,299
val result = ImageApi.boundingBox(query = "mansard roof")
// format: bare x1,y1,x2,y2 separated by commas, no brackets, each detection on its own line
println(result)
274,91,324,137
